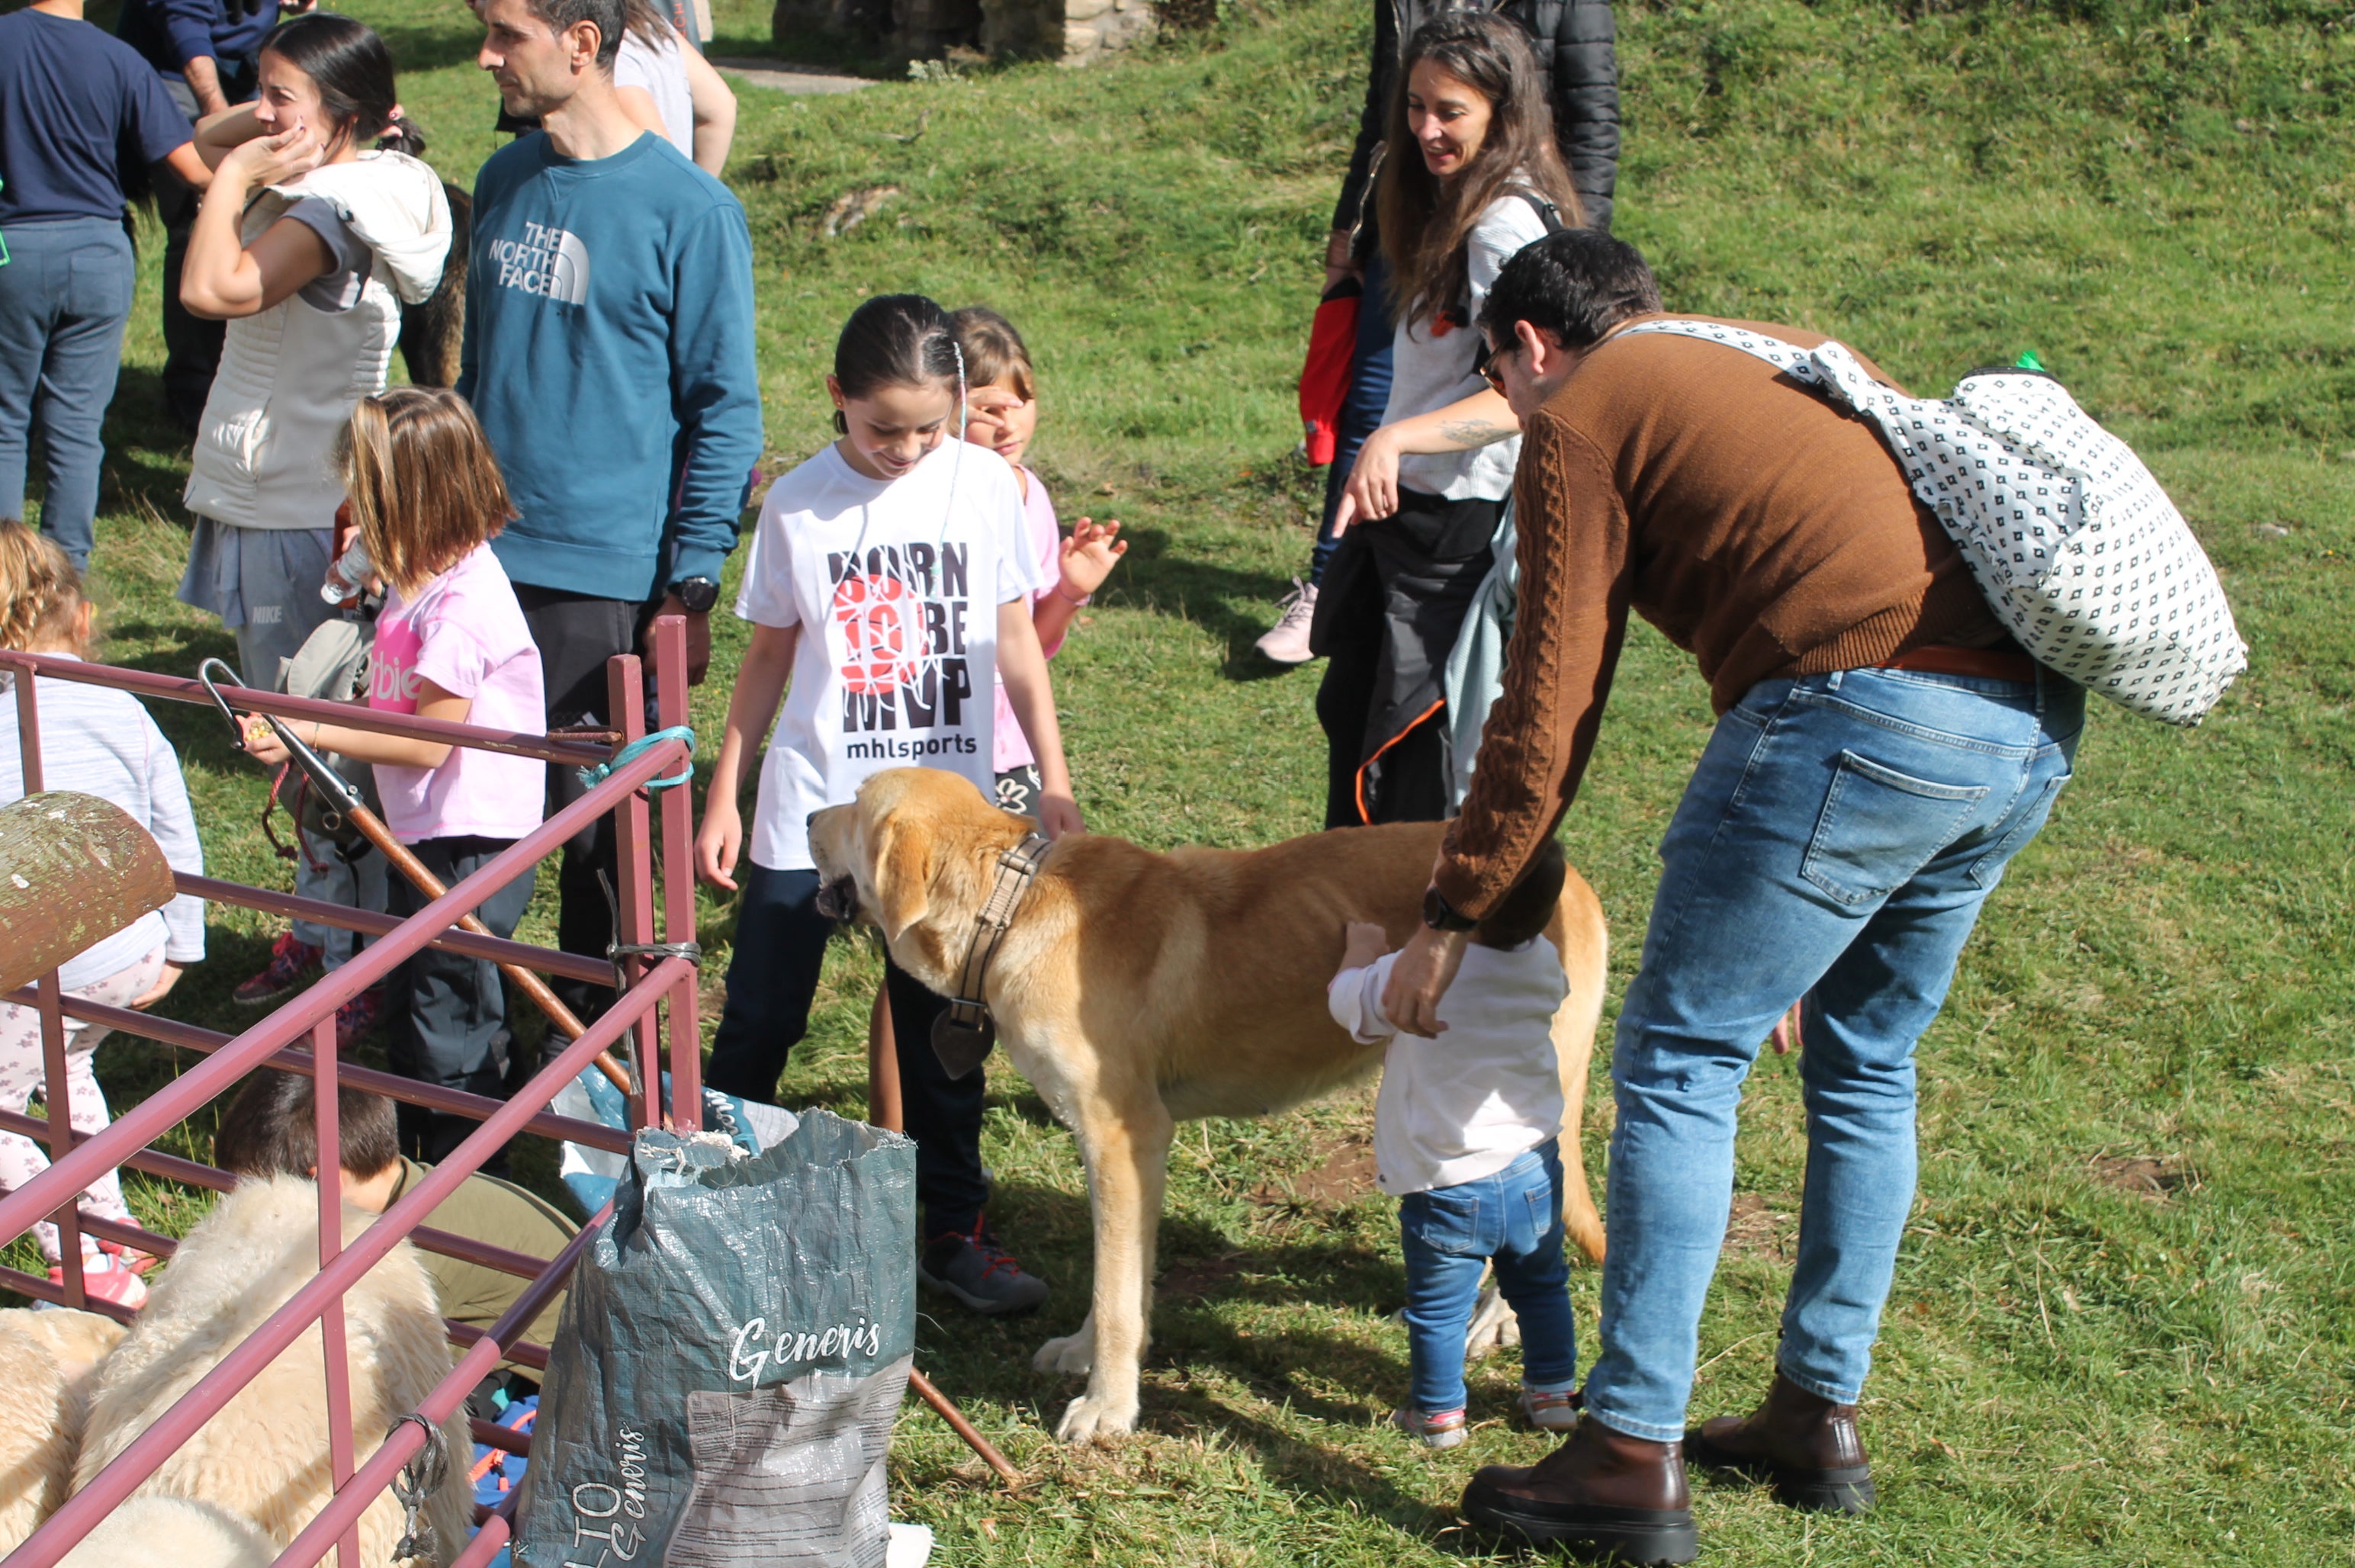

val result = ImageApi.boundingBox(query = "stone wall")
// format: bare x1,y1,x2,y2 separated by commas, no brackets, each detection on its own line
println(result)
980,0,1157,65
774,0,1154,65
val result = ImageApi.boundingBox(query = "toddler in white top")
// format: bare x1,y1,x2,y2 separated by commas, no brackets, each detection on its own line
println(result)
1328,840,1582,1448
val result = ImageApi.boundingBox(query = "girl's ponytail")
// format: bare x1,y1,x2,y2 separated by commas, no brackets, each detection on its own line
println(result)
834,294,962,401
0,521,88,655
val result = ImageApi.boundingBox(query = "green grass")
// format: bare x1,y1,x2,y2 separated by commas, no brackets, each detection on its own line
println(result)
8,0,2355,1560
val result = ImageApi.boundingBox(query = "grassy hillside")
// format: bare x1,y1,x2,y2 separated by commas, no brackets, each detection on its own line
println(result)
8,0,2353,1561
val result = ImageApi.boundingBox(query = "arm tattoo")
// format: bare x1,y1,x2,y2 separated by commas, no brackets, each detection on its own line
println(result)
1439,416,1512,448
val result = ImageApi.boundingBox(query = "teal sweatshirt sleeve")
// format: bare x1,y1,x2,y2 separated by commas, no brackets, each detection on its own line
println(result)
663,200,763,590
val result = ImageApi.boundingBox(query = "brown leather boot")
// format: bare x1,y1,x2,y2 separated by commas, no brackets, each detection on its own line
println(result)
1461,1415,1698,1563
1683,1371,1875,1515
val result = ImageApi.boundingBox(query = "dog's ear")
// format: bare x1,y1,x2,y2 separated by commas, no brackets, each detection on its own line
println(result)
869,810,933,943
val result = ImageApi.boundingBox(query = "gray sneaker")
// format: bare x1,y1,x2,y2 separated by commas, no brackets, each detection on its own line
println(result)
917,1221,1051,1316
1254,578,1319,664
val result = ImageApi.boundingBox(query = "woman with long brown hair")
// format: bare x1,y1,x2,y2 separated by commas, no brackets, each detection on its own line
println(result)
1313,11,1579,827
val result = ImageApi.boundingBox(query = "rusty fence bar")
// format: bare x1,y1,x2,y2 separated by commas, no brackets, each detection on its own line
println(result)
0,622,702,1568
0,650,612,767
0,989,634,1155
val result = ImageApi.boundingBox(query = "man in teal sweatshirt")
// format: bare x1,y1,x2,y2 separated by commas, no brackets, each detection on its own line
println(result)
460,0,762,1021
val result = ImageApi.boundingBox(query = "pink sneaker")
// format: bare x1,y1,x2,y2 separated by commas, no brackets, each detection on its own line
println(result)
234,932,323,1005
50,1255,148,1310
1390,1405,1468,1449
1521,1384,1582,1432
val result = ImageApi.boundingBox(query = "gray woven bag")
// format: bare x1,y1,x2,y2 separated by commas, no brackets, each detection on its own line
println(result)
1619,320,2248,725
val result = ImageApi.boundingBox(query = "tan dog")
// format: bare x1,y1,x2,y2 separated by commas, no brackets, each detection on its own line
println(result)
807,767,1607,1441
0,1307,127,1553
63,1176,471,1568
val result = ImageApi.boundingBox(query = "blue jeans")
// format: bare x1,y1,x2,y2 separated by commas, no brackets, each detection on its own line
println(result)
1400,1142,1579,1413
1312,252,1395,586
1582,667,2084,1441
0,218,136,570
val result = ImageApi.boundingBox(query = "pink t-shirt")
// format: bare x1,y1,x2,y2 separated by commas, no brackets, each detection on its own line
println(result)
992,468,1065,773
368,543,548,844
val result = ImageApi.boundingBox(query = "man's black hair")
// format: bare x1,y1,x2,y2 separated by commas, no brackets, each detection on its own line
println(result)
1473,837,1567,951
214,1071,402,1182
522,0,627,68
1478,229,1664,353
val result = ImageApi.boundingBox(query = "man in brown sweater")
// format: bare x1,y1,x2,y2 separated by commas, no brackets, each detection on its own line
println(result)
1380,230,2085,1563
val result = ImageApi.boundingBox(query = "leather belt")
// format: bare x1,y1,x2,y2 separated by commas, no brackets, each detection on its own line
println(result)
1879,645,2039,683
930,831,1052,1081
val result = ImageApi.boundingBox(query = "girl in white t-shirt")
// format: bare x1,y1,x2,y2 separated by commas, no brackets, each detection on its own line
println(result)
694,294,1078,1316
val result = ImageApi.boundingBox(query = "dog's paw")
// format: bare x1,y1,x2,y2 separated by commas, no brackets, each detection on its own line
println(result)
1464,1284,1521,1361
1053,1391,1139,1443
1033,1325,1096,1376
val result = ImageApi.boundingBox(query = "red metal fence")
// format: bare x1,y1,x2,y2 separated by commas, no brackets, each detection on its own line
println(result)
0,619,705,1568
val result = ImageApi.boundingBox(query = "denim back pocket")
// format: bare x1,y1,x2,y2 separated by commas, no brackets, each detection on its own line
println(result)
1405,1186,1486,1258
1968,771,2071,890
1801,750,1991,908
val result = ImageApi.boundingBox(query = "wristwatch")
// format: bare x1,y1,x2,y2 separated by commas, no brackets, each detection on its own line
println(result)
670,577,720,615
1422,885,1478,933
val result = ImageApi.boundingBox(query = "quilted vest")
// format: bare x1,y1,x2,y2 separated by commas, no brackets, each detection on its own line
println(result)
185,152,450,533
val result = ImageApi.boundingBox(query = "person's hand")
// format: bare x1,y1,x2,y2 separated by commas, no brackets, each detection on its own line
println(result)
1058,519,1126,600
1333,426,1402,536
1323,227,1357,294
1380,924,1469,1039
130,964,184,1011
1770,1001,1804,1056
242,715,292,766
1341,920,1390,972
650,596,712,686
696,792,742,891
1036,792,1084,840
223,122,328,190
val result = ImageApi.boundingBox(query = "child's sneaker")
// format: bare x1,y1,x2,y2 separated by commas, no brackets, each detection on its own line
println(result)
1520,1383,1582,1433
48,1254,148,1310
98,1238,161,1276
234,932,323,1004
1390,1406,1468,1449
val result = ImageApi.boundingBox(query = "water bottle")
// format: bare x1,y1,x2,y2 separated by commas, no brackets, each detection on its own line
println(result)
322,538,372,604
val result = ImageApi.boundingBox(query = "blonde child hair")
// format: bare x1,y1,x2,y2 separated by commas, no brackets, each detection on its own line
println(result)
336,387,514,596
0,522,90,654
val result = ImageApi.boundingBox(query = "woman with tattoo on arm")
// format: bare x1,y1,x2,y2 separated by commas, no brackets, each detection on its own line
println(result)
1310,11,1581,827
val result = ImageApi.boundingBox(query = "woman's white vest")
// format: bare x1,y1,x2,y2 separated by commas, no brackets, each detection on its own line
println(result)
184,151,452,533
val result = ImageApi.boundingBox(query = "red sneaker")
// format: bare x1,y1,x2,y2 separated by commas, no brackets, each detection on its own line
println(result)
49,1255,148,1310
335,984,387,1049
98,1239,161,1276
233,932,323,1005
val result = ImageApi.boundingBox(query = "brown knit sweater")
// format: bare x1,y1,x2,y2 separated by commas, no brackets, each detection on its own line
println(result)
1434,315,2009,917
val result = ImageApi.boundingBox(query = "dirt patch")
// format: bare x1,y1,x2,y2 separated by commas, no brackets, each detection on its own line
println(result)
2092,1155,2195,1201
1158,1255,1243,1301
1249,1135,1379,1213
1723,1192,1791,1260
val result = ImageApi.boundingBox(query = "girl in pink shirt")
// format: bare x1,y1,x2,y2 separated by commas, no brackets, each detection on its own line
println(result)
246,387,545,1165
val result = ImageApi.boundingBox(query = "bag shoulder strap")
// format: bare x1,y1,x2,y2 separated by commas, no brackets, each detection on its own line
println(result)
1506,185,1567,235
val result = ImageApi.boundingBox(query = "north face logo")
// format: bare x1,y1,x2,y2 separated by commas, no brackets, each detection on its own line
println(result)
488,220,590,305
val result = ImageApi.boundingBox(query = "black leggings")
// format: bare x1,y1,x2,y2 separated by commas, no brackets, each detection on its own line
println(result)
705,863,987,1238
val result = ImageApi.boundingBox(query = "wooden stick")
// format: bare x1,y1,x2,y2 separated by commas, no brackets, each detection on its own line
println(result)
908,1368,1023,1486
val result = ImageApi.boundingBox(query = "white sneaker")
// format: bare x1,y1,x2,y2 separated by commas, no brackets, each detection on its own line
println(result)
1254,578,1320,664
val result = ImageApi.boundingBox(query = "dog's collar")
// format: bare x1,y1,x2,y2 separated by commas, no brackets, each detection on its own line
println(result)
930,831,1052,1080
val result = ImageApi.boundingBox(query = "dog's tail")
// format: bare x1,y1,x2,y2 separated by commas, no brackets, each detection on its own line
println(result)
1547,869,1608,1265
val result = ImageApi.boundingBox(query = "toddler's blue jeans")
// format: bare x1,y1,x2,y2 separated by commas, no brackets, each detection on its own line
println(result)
1399,1141,1579,1413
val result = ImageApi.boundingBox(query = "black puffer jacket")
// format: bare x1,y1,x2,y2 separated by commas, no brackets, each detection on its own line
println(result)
1331,0,1621,237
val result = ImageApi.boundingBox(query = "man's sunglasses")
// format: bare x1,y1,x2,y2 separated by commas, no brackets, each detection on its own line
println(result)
1473,336,1510,392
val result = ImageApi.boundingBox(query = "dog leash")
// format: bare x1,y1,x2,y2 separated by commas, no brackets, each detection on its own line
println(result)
930,831,1052,1081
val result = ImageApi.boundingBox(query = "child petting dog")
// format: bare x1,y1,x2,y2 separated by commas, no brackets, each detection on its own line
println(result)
1328,839,1580,1448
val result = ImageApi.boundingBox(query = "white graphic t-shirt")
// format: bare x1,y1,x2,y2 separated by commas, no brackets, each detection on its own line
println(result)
736,439,1040,871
